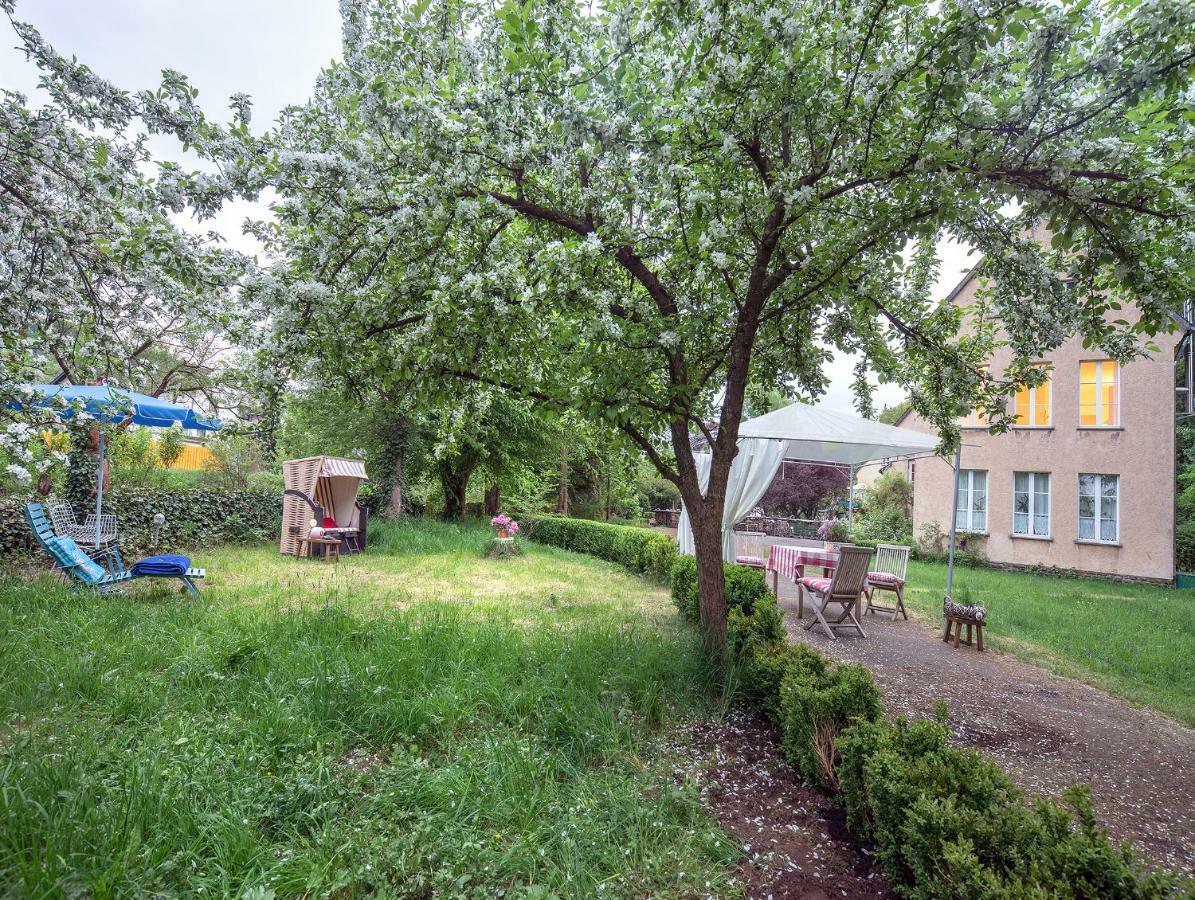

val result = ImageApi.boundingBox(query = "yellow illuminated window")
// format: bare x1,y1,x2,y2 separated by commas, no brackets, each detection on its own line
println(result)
1013,366,1052,427
1079,361,1119,427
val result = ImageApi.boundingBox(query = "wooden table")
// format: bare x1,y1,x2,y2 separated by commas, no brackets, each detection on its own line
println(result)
766,545,840,616
300,536,342,562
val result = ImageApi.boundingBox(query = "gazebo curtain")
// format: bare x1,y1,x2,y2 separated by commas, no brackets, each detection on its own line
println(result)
677,439,787,560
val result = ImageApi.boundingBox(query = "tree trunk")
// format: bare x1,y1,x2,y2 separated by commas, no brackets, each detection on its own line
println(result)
439,462,473,521
557,446,569,516
687,495,729,654
484,483,500,516
385,454,404,517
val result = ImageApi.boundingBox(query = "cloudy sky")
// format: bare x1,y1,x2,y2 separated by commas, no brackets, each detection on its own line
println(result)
1,1,980,414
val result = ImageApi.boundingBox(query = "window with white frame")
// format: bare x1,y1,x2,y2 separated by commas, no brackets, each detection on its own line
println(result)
1078,474,1119,543
1079,360,1119,427
955,470,988,533
1012,365,1052,427
1013,472,1050,536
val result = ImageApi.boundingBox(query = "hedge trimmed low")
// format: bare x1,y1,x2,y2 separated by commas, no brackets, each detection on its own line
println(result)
734,638,1190,897
522,515,677,582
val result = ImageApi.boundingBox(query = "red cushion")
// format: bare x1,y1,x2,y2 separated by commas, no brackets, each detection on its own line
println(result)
735,555,765,567
322,516,338,528
800,576,833,593
867,571,905,587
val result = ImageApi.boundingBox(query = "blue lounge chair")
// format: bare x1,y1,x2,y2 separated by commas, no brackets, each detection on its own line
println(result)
25,503,204,595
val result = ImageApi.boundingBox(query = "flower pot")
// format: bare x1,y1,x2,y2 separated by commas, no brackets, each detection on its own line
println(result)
497,528,510,539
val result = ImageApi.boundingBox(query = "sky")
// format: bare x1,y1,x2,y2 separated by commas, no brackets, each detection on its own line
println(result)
1,1,981,414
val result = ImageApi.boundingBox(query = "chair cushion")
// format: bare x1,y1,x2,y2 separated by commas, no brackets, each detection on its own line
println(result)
131,554,191,577
322,516,338,528
735,555,765,567
46,535,107,584
800,576,833,593
867,571,905,588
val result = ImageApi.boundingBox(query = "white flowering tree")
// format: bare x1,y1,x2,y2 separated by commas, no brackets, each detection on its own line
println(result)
241,0,1191,649
0,2,255,491
13,0,1193,647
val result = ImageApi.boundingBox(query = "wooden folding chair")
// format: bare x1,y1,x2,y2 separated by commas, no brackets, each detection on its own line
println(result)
864,543,911,621
799,544,873,640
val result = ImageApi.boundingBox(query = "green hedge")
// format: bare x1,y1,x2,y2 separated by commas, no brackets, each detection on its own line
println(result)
522,515,678,582
1,488,281,556
734,639,1190,897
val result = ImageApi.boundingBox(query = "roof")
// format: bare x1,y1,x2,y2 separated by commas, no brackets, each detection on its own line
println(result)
285,456,368,480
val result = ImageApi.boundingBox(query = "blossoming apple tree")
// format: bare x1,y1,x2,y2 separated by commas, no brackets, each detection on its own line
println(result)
13,0,1194,648
0,1,253,489
243,0,1191,648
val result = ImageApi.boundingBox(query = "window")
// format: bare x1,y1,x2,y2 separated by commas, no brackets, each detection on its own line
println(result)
955,470,988,533
1013,472,1050,537
1013,366,1052,427
1079,360,1119,426
1078,474,1119,543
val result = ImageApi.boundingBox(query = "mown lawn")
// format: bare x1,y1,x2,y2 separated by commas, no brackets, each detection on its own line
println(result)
902,559,1195,728
0,520,739,898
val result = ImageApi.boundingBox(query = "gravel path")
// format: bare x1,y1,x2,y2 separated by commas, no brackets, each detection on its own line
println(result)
774,579,1195,877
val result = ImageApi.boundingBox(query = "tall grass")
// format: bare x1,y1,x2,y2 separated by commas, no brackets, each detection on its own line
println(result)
904,559,1195,726
0,523,739,897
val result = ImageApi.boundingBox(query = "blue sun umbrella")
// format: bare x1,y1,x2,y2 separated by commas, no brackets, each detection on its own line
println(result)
11,384,220,544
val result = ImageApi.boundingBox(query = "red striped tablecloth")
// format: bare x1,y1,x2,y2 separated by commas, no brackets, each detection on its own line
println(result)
766,545,840,582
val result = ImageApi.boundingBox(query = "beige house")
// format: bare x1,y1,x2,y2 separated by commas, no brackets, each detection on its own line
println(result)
896,261,1188,583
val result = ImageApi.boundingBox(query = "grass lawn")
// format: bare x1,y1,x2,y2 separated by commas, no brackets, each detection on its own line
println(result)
0,520,740,898
902,559,1195,728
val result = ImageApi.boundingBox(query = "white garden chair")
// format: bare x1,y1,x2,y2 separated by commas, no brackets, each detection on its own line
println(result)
800,544,873,640
46,498,119,552
734,530,768,570
864,543,911,621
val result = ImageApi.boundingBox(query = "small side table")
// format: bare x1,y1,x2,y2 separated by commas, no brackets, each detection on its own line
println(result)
301,536,342,562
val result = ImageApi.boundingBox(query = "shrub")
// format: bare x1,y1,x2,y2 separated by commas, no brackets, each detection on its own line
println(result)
736,641,819,728
3,488,282,556
522,514,678,582
835,716,1186,897
670,555,772,624
779,655,882,790
727,593,786,656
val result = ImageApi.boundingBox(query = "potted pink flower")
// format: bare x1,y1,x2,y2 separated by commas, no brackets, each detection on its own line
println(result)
491,514,520,539
817,515,848,549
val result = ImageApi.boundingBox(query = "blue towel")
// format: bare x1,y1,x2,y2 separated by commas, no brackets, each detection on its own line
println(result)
131,554,190,577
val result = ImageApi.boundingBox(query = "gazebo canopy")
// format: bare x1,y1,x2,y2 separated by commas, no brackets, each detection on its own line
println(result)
737,401,938,465
678,401,940,559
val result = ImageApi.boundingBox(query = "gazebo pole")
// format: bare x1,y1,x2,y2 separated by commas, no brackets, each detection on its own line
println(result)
848,463,856,535
946,444,962,598
94,429,105,547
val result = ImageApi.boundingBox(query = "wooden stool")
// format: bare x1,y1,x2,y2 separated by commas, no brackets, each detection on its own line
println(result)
942,615,984,651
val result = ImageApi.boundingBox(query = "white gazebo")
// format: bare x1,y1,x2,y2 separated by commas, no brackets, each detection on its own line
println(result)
677,401,940,555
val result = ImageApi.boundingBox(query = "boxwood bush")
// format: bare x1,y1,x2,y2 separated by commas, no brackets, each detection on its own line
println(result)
731,636,1189,896
522,514,677,582
836,716,1185,897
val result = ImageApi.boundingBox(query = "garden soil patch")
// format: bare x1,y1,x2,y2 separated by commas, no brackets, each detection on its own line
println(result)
774,581,1195,878
683,712,891,899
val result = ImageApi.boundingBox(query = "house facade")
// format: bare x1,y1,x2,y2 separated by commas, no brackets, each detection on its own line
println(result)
897,263,1186,583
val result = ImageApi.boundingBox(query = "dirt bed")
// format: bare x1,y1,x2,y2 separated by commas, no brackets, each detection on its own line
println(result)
774,580,1195,878
684,712,892,899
